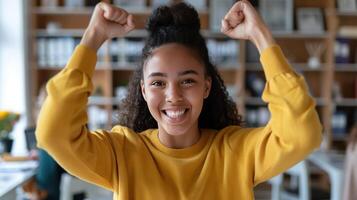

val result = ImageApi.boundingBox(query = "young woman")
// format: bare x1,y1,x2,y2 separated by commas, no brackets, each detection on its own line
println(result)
36,1,322,199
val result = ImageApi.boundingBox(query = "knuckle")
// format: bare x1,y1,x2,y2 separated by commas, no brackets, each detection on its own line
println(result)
119,10,128,18
94,2,102,12
95,1,103,7
107,6,114,13
112,10,119,17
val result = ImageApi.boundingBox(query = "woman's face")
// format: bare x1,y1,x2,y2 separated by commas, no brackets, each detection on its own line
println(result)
141,43,211,137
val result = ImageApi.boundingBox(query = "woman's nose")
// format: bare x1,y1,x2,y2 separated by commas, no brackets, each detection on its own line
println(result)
165,84,183,103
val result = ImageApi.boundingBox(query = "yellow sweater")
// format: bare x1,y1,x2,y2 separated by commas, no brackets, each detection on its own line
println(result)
36,44,322,200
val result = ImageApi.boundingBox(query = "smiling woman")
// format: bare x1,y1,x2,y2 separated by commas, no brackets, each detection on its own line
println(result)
36,1,322,200
140,43,213,148
118,4,241,138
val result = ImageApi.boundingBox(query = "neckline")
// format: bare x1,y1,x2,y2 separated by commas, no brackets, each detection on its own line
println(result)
150,129,214,158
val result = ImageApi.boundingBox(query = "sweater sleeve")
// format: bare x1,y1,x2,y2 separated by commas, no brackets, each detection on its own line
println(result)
36,45,120,190
229,45,322,185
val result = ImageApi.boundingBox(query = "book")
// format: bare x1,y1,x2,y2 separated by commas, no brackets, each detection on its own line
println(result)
36,37,77,68
64,0,85,7
206,39,239,67
335,38,351,64
184,0,207,10
40,0,59,7
37,38,47,67
339,26,357,38
209,0,234,31
113,0,146,8
332,111,347,135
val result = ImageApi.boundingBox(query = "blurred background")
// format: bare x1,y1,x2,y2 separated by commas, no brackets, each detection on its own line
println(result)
0,0,356,200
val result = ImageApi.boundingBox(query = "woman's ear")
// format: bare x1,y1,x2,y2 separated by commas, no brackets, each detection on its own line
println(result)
141,80,147,102
204,77,212,99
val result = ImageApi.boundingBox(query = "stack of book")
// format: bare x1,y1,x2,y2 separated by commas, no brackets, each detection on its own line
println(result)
206,39,239,67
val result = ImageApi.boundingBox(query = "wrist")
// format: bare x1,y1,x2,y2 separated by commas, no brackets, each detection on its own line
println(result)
80,28,106,52
250,26,276,54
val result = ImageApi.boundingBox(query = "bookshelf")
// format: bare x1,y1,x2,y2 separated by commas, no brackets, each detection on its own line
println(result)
27,0,357,151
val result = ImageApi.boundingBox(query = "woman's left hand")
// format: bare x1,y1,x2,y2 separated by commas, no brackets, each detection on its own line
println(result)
221,0,275,53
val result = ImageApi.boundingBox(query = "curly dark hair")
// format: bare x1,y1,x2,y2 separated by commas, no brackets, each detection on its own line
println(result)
117,2,243,132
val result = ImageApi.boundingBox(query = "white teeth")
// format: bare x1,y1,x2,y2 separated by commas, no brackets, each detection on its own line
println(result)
165,109,186,118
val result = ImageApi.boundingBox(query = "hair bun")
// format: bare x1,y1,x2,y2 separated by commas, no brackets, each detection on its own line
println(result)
146,2,201,33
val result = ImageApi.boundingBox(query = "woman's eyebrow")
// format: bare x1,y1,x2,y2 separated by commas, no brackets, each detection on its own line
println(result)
147,70,199,78
148,72,167,78
178,70,199,76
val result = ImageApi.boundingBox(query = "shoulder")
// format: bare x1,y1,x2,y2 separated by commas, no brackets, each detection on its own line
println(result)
109,125,156,146
111,125,136,135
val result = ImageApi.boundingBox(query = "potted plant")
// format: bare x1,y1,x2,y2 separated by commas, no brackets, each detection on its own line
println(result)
0,111,20,154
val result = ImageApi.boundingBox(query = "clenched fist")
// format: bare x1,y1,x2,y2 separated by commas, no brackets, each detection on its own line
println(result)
81,2,135,51
221,0,275,53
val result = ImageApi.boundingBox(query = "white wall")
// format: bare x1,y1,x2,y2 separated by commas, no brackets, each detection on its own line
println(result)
0,0,29,155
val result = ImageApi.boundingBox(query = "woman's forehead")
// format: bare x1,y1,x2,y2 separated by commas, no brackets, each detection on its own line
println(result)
150,43,201,63
144,43,205,76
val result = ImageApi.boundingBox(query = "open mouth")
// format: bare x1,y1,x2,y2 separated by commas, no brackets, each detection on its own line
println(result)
161,108,189,122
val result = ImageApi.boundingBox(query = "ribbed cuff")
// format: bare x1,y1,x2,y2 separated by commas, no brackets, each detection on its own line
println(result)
66,44,97,78
260,45,293,81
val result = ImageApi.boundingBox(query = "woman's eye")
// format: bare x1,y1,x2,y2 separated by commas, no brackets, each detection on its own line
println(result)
151,81,165,87
182,79,195,85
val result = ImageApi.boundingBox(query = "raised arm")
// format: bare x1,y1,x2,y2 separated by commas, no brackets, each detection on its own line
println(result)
36,2,135,190
81,2,135,51
221,0,322,184
221,0,275,53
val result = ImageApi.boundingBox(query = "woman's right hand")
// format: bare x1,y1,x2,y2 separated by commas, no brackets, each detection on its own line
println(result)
81,2,135,51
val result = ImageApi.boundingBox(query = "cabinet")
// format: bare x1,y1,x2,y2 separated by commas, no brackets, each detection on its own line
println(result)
27,0,357,151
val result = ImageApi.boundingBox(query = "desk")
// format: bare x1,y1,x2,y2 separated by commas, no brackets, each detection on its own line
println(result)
0,160,38,200
308,150,345,200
